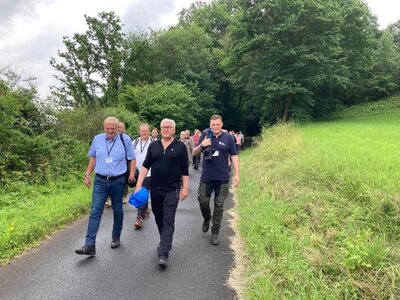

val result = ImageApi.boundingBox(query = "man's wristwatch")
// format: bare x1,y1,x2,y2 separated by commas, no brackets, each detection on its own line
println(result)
199,144,204,149
84,174,90,179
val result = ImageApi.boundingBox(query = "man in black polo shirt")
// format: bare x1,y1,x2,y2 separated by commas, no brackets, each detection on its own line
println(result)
134,118,189,268
193,115,240,245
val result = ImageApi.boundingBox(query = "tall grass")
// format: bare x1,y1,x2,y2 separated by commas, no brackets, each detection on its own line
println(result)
0,181,91,264
236,98,400,299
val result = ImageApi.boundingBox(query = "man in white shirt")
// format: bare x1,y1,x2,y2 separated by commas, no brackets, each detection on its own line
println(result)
132,123,153,228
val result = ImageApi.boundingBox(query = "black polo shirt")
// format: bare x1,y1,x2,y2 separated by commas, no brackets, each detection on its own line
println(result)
143,139,189,191
199,130,237,183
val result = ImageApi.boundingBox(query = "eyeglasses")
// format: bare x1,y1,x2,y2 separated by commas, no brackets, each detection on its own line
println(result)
161,126,174,130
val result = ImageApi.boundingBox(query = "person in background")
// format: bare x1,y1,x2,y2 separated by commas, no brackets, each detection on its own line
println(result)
193,115,239,246
132,123,153,229
75,116,136,256
135,118,189,268
180,130,194,166
191,129,201,170
151,127,159,141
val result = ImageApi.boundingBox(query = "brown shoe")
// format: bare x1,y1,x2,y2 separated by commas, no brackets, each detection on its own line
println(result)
134,216,143,229
143,209,151,219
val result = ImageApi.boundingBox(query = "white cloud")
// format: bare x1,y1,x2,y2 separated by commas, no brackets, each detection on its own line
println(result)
0,0,196,97
364,0,400,28
0,0,398,98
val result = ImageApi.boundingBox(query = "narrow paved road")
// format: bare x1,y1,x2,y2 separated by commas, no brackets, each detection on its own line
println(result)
0,168,237,300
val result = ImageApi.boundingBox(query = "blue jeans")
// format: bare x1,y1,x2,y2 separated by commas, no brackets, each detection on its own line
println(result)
85,175,125,246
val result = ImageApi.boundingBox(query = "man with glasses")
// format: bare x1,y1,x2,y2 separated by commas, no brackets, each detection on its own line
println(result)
134,118,189,268
75,116,136,256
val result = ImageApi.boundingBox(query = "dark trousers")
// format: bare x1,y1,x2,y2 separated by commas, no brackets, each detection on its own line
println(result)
137,177,151,217
151,188,180,258
197,181,229,234
192,155,200,169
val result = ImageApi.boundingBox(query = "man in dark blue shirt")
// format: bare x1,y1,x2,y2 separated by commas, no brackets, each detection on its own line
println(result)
135,118,189,268
193,115,240,245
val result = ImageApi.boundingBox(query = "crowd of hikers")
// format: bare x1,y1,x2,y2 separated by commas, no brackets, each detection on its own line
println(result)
75,115,240,269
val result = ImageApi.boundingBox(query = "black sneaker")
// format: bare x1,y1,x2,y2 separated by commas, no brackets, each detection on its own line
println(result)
211,233,220,245
202,219,210,233
158,256,168,268
75,245,96,256
111,237,120,249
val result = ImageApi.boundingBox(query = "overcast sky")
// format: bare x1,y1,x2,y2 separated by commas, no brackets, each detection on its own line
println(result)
0,0,399,98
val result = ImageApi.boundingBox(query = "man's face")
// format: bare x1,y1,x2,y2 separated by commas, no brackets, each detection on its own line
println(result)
104,121,118,139
180,132,186,140
160,122,175,138
152,129,158,137
210,118,223,135
118,123,125,133
140,126,150,139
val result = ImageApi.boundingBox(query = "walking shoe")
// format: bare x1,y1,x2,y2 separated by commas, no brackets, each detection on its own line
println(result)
211,233,220,245
122,196,128,204
202,219,210,233
75,245,96,256
105,197,112,208
158,256,168,268
134,216,143,229
111,237,120,249
142,209,151,219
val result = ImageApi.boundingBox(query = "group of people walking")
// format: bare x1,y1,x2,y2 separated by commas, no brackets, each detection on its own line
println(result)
75,115,240,268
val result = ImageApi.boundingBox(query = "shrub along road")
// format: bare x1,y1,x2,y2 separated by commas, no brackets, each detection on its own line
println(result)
0,168,236,299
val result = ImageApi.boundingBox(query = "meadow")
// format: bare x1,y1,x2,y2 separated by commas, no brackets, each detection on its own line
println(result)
235,97,400,299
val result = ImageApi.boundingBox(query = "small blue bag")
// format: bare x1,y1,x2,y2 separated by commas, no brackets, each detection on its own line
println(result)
128,187,149,208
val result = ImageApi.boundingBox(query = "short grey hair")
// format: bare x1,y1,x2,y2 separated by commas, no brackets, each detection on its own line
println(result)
104,116,119,126
160,118,176,128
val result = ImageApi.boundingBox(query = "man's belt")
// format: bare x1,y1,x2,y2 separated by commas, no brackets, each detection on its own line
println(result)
95,173,125,181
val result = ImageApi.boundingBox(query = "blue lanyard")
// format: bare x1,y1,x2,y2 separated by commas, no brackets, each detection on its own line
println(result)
106,135,117,156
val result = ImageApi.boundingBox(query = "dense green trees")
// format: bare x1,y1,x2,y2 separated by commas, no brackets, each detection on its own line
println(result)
3,1,400,187
50,12,126,108
49,3,400,133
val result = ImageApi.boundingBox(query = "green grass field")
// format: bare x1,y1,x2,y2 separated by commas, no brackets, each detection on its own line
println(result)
0,181,91,264
235,97,400,299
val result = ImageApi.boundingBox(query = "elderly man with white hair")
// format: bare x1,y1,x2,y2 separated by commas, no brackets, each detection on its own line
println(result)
135,118,189,268
75,116,136,256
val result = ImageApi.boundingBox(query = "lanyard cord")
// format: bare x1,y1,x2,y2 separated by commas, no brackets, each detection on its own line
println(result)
140,138,150,153
106,135,117,156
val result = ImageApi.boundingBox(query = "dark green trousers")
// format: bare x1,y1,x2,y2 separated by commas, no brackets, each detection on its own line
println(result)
197,182,229,234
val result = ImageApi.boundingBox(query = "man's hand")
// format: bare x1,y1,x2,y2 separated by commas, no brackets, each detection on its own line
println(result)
128,174,136,184
134,185,142,194
84,177,91,188
201,137,211,147
232,175,240,187
180,187,189,201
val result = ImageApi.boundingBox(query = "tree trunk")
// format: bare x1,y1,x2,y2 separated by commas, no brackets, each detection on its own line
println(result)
283,95,291,123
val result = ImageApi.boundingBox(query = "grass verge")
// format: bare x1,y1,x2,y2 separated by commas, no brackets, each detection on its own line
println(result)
235,100,400,299
0,181,91,264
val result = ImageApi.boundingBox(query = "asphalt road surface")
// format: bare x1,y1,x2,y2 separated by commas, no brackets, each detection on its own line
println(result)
0,167,237,300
